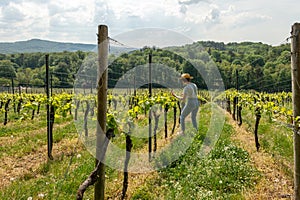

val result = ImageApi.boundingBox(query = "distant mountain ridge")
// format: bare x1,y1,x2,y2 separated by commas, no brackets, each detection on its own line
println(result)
0,39,97,53
0,39,133,54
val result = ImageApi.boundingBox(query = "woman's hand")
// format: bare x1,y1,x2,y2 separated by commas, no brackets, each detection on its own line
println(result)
171,90,182,100
171,90,178,99
171,90,175,97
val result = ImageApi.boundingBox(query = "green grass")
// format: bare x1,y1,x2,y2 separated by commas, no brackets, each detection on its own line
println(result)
0,113,93,200
131,104,259,200
0,145,127,200
0,114,73,137
0,150,96,200
240,108,293,177
0,103,264,200
0,105,154,199
0,119,76,158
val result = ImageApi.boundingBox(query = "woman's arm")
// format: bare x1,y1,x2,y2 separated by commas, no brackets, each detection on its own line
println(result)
171,90,186,101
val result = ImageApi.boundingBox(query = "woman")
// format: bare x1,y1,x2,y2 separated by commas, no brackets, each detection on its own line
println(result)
172,73,199,134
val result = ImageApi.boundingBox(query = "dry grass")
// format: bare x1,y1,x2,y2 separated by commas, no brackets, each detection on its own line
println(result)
0,136,82,190
106,119,181,200
226,111,293,200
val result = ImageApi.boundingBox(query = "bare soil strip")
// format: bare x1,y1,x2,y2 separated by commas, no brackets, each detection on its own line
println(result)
226,112,293,200
0,136,82,189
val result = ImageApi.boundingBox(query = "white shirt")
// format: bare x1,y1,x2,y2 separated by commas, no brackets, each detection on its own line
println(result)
183,83,198,99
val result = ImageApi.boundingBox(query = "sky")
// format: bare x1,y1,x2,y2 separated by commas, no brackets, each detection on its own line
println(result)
0,0,299,46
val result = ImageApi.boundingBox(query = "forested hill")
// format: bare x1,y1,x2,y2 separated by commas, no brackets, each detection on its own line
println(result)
0,40,291,92
165,41,291,91
0,39,97,53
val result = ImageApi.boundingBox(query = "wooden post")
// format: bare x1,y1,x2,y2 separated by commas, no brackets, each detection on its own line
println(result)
148,53,152,161
11,78,14,95
236,68,239,91
95,25,108,200
133,70,136,97
149,53,152,97
11,78,16,113
50,74,53,96
291,22,300,200
46,54,53,160
90,81,93,94
236,69,239,122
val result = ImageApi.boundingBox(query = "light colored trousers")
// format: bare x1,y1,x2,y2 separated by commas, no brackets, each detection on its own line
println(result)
180,99,199,132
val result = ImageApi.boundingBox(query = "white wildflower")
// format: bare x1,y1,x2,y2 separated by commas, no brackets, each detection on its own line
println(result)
38,193,45,198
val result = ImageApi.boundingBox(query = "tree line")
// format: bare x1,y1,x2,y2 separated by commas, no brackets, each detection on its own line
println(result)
0,41,291,92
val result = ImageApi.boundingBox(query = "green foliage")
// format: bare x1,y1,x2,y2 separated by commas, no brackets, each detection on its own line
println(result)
219,90,293,124
131,187,153,200
0,60,17,79
0,41,292,91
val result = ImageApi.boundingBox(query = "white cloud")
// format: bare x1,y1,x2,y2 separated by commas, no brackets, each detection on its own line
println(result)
178,0,211,6
113,28,194,48
0,0,21,6
204,7,221,24
48,0,95,27
0,1,49,41
0,2,25,22
107,0,165,20
0,0,299,45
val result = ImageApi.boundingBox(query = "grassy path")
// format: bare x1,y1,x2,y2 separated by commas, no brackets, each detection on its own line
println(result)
227,111,293,199
127,104,259,199
0,137,81,189
0,117,80,191
0,103,294,199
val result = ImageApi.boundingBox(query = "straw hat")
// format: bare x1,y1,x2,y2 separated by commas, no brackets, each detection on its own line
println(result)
180,73,193,80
